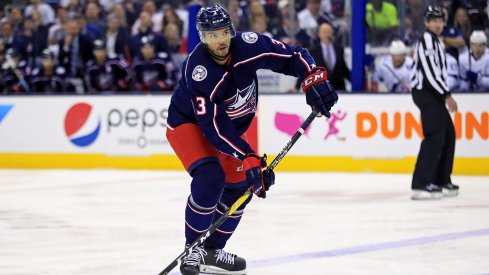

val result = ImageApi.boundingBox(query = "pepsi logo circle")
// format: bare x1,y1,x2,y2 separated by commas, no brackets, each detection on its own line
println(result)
64,103,101,147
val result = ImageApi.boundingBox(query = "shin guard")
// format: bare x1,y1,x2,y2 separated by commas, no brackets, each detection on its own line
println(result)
184,196,217,244
205,186,252,249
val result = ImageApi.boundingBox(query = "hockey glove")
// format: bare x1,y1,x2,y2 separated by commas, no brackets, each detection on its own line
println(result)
301,67,338,118
466,70,478,83
243,153,275,198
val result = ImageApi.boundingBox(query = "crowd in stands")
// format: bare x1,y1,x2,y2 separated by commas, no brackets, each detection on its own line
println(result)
0,0,488,94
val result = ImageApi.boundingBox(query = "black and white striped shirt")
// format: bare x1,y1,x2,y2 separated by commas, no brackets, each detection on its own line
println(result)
410,31,450,96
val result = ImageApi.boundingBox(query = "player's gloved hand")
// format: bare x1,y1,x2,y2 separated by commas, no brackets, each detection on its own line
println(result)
466,70,478,83
243,153,275,198
301,67,338,118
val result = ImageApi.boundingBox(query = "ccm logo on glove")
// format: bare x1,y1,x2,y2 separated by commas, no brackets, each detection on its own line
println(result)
302,70,328,92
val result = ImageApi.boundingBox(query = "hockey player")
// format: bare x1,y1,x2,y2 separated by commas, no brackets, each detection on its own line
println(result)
410,5,458,200
85,39,131,93
165,5,338,275
29,49,75,93
372,40,414,93
132,36,178,92
458,31,489,91
446,52,460,91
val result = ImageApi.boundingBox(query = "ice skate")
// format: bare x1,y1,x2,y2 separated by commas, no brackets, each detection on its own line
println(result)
199,246,246,275
441,183,459,197
180,245,206,275
411,183,443,200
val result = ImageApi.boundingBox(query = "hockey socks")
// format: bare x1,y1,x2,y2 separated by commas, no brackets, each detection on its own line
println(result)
205,185,252,249
186,162,225,244
185,196,217,243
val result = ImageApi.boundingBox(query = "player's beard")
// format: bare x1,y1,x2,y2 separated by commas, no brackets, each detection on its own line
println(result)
206,42,231,62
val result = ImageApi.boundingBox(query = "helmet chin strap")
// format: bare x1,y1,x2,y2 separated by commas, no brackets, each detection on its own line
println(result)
204,43,231,62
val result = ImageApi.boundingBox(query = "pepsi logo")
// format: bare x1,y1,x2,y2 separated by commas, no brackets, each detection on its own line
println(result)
64,103,101,147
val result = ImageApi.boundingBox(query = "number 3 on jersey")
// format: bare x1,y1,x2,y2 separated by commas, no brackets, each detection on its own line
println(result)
195,96,207,115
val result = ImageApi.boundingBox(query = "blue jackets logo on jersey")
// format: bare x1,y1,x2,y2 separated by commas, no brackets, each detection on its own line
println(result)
242,32,258,44
225,80,257,119
192,65,207,81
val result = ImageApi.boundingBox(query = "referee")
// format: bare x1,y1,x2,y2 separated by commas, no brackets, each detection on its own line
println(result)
410,5,459,200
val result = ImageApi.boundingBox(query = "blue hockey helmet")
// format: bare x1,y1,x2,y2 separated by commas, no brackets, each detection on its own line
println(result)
196,5,236,41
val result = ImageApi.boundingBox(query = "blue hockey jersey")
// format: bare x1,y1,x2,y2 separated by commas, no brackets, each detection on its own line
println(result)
167,31,316,160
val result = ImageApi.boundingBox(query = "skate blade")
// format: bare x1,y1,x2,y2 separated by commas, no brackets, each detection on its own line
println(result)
442,189,459,198
411,190,443,200
200,265,246,275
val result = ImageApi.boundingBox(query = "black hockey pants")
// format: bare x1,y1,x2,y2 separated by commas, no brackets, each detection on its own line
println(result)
411,89,456,189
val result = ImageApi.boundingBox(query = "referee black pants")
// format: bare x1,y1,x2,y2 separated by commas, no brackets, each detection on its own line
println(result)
411,90,456,189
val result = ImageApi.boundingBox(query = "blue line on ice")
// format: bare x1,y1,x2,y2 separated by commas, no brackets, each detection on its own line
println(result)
248,228,489,268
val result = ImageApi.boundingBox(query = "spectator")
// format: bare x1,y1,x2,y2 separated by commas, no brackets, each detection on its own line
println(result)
130,11,169,58
365,0,399,46
8,6,24,35
251,15,273,38
85,39,131,92
58,19,94,77
173,3,189,39
132,36,178,93
163,22,185,54
104,13,130,60
74,3,103,43
227,0,248,31
65,0,84,19
248,0,271,32
110,3,129,28
123,0,141,28
24,0,55,26
308,22,350,90
453,7,473,45
30,49,75,93
20,12,49,67
274,12,312,48
162,4,184,38
330,0,347,19
441,6,466,59
298,0,323,39
0,20,27,59
130,0,163,35
459,0,487,30
459,30,489,91
84,2,105,38
48,6,69,48
274,0,312,47
372,40,414,93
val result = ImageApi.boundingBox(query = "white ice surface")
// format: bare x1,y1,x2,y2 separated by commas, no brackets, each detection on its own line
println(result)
0,170,488,275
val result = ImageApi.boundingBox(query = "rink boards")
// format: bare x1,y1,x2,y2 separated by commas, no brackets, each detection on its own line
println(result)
0,94,488,174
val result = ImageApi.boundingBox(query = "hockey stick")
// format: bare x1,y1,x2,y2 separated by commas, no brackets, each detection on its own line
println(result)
5,55,31,94
158,109,319,275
